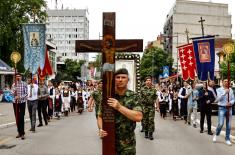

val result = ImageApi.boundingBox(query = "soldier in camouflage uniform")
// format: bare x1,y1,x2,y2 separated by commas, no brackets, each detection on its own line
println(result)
140,76,157,140
88,80,102,119
97,68,143,155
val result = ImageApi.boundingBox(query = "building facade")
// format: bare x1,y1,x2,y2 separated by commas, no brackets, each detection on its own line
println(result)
163,0,232,71
46,9,89,64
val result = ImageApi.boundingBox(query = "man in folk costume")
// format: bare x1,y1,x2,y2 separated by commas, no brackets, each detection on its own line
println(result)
178,81,190,123
62,86,71,116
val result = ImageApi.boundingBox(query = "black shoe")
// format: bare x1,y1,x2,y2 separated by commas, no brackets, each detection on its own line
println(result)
21,135,25,140
145,132,149,138
193,124,197,128
16,134,21,138
187,122,191,125
200,130,203,133
208,132,213,135
37,124,43,127
149,132,154,140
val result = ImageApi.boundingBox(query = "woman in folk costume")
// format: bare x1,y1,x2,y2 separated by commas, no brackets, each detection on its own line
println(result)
54,88,62,119
47,80,55,119
61,86,71,116
168,86,174,114
172,88,179,121
70,87,77,112
77,87,84,114
158,88,170,119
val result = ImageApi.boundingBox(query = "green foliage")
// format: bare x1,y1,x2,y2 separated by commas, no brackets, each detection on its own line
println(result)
220,51,235,81
140,47,173,81
93,54,102,72
55,59,85,81
0,0,47,72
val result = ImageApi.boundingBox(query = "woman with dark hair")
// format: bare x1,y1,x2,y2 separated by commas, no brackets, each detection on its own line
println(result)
77,88,84,114
172,88,179,120
158,88,169,119
54,88,62,119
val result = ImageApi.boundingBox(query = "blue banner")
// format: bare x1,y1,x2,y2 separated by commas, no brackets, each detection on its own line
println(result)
23,24,46,74
192,36,215,81
163,66,169,78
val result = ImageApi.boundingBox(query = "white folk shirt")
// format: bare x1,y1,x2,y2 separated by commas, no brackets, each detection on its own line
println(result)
27,84,39,101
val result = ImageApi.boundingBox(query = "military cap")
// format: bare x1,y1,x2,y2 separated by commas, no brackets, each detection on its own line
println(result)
114,68,129,76
145,76,152,81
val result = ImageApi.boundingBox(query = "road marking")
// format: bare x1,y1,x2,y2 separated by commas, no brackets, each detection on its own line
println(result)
0,119,30,129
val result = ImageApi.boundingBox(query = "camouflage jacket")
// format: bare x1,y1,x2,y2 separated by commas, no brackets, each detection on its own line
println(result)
140,86,157,107
91,89,102,115
98,90,142,154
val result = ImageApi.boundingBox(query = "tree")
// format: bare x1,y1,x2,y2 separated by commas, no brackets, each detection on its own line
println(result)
55,59,85,82
140,47,173,81
93,53,102,72
220,51,235,81
0,0,47,72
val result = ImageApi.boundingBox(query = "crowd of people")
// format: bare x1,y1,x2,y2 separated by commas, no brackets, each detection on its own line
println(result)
11,73,97,140
9,69,235,154
147,78,234,146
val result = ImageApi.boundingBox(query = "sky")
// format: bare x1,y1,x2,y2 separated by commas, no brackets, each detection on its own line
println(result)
46,0,235,60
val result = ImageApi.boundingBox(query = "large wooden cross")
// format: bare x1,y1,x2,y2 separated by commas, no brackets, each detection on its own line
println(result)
76,12,143,155
198,17,205,37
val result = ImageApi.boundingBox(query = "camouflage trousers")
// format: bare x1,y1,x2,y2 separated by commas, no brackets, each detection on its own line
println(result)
142,106,155,132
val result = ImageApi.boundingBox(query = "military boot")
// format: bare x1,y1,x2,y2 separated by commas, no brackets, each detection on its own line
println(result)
144,132,149,138
149,132,154,140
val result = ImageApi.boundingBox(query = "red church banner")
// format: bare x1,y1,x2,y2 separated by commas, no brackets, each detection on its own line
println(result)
177,43,196,81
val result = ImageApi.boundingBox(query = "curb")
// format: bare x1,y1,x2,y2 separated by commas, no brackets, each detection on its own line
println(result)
0,118,31,129
196,119,235,143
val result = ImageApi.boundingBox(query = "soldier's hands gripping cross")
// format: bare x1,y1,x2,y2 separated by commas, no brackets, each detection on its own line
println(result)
107,98,121,110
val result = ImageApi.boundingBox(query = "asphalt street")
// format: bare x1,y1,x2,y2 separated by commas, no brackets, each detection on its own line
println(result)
0,110,235,155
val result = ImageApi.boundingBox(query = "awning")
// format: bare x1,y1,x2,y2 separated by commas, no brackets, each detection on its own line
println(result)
0,59,14,75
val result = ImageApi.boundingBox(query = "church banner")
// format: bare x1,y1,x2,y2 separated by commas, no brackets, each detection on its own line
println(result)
22,23,46,74
192,36,215,81
177,43,196,81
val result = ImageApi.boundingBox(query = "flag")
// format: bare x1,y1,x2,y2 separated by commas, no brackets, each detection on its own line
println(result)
22,23,46,74
38,48,53,79
192,36,215,81
177,43,196,81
